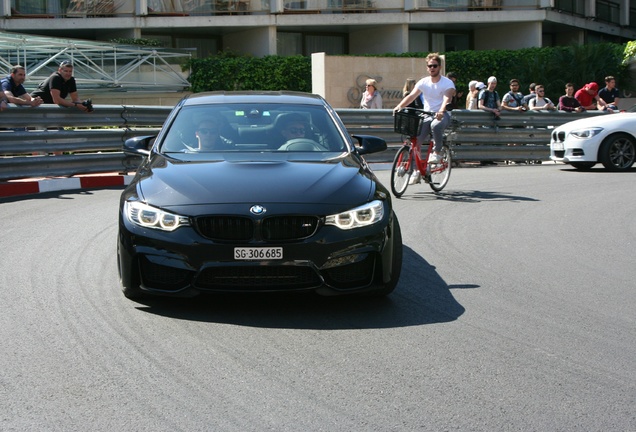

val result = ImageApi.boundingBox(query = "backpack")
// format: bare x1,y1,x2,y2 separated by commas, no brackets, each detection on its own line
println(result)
507,91,524,107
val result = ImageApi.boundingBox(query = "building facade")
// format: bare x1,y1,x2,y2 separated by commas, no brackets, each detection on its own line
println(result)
2,1,636,58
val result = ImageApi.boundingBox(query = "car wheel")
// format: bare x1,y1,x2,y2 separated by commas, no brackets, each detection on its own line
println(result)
368,216,403,297
598,133,636,171
570,162,596,170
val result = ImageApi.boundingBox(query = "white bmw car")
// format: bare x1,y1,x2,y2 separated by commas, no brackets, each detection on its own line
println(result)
550,109,636,171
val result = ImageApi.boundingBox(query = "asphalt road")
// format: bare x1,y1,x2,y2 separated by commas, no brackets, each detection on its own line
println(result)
1,163,635,431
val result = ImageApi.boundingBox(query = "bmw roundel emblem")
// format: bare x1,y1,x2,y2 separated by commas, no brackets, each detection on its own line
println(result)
250,205,266,215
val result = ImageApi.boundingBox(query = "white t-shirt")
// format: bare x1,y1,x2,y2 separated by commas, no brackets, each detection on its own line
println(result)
415,75,456,112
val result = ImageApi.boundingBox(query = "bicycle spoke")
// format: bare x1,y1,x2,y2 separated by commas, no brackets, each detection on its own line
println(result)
428,145,452,192
391,146,413,197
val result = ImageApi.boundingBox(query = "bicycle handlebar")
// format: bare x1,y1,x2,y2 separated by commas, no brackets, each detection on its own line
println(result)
394,108,439,117
393,107,452,117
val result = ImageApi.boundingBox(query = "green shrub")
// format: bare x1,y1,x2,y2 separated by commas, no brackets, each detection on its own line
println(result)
186,53,311,93
186,43,633,103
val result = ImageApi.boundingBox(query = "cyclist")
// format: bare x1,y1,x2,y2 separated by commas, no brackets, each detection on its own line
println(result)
393,53,455,169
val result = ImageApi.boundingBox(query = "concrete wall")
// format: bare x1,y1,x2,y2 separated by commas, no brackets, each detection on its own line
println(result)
311,53,436,109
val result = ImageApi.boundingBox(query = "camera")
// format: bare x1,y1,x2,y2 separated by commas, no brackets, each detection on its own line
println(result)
74,99,94,112
82,99,94,112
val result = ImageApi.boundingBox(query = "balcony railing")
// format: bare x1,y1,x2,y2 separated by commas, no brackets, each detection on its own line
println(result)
6,0,555,17
6,0,628,24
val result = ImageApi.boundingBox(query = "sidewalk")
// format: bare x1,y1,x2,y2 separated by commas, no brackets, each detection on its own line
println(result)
0,174,134,198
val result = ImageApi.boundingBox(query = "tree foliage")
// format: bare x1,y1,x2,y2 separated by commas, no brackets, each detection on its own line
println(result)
186,53,311,93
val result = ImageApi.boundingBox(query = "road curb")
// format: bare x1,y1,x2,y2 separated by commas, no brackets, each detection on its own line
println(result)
0,174,134,198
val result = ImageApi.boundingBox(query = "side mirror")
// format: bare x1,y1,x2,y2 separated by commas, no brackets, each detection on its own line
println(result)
123,135,155,156
351,135,388,155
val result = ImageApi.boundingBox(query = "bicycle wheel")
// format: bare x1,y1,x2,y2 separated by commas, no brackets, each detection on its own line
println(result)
391,145,413,198
428,144,452,192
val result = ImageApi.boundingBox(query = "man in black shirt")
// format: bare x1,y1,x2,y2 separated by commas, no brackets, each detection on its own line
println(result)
31,61,90,112
598,75,620,112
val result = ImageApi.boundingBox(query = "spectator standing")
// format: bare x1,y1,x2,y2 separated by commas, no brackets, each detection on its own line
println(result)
31,60,90,111
598,76,620,112
1,65,43,108
360,78,382,109
501,79,527,112
558,83,583,112
522,82,536,106
528,85,556,111
402,78,423,109
466,80,479,110
574,82,602,111
478,76,501,119
446,71,463,110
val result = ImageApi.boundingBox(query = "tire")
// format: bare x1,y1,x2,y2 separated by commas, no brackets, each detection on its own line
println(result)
391,145,413,198
570,162,596,170
598,133,636,171
368,215,403,297
428,144,452,192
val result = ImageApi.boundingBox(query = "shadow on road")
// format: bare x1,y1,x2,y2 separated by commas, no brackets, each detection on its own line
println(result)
398,189,540,203
134,246,475,330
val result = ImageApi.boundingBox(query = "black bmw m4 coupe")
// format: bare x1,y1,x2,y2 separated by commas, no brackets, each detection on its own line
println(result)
118,91,402,299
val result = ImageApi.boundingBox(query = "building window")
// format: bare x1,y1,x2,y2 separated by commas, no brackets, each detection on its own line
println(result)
278,32,347,56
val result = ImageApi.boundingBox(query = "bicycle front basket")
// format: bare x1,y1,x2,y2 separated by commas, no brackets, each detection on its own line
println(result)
394,110,423,136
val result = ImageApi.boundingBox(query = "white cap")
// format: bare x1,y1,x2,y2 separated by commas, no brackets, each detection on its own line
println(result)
476,82,486,90
487,76,497,83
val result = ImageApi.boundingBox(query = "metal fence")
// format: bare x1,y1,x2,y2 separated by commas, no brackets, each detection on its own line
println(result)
0,105,607,181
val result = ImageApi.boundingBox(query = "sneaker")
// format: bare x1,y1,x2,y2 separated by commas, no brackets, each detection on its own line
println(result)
428,152,442,164
408,171,422,185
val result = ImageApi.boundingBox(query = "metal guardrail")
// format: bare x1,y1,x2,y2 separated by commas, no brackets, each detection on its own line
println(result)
340,108,607,162
0,104,166,181
0,105,610,181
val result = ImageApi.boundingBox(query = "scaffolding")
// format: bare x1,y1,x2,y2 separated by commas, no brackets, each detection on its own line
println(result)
0,31,192,93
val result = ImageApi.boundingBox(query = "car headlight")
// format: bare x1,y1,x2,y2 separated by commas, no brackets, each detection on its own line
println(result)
570,127,604,139
325,200,384,230
125,201,189,231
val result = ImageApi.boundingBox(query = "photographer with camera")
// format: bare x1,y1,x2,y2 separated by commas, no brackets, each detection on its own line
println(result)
30,60,92,112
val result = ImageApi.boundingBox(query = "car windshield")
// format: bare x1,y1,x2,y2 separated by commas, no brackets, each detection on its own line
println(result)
159,103,348,154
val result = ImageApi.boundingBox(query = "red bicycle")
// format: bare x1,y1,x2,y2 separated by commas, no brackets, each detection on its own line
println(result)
391,108,452,197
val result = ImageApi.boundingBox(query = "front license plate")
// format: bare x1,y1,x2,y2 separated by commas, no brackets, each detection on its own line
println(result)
552,142,564,151
234,247,283,260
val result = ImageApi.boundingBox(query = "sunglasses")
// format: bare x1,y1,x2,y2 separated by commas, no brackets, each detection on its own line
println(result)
287,127,305,134
427,64,439,69
197,128,217,135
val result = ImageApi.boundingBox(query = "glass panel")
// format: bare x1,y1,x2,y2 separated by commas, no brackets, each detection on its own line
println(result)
305,34,346,55
161,104,347,153
278,33,303,56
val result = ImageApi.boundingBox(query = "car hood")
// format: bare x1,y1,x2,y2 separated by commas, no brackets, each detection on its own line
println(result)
134,154,376,209
556,112,636,133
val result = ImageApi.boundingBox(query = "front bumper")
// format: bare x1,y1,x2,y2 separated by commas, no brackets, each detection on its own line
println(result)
550,131,603,163
118,212,397,297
